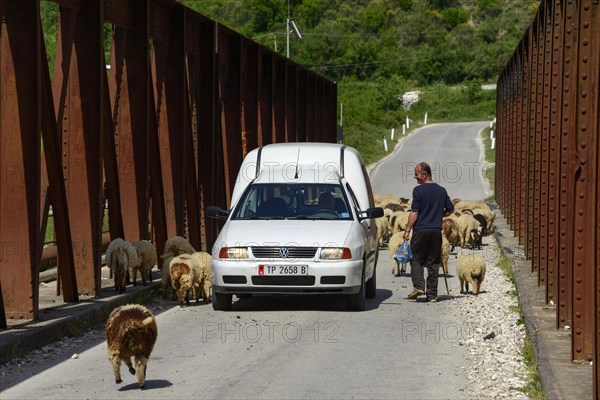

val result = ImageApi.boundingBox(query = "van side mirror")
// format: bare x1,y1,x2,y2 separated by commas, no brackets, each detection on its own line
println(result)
358,207,384,221
205,206,229,220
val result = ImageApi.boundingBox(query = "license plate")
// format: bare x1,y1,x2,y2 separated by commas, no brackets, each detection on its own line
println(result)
258,265,308,276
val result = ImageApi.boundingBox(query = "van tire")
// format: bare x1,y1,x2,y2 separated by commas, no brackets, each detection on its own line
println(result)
366,266,377,299
212,291,232,310
347,265,366,311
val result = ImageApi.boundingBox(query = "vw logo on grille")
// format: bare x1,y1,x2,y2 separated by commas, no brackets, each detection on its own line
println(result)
279,248,290,258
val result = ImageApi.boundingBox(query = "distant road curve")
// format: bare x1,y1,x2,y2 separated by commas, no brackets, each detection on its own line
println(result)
370,121,491,201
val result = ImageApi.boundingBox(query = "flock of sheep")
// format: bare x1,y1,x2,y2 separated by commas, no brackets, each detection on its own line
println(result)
104,235,211,389
103,197,494,390
374,194,491,296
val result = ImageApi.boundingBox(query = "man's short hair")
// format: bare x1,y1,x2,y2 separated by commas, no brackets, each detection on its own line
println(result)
419,162,432,177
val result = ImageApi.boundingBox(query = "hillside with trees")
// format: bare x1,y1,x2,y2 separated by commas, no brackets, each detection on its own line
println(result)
180,0,538,85
40,0,539,163
178,0,538,162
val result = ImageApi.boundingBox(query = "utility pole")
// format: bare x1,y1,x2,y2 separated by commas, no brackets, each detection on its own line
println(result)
286,0,301,58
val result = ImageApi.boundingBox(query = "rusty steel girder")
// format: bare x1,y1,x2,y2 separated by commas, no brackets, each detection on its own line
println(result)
0,0,337,329
497,0,599,394
1,1,41,320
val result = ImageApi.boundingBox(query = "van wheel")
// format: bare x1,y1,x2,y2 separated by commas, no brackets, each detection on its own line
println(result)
366,265,376,299
212,291,232,310
347,265,366,311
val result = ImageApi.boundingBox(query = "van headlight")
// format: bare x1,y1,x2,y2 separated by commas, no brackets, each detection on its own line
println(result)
320,247,352,260
218,247,249,259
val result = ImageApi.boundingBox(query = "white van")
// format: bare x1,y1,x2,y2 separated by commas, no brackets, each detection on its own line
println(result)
206,143,383,311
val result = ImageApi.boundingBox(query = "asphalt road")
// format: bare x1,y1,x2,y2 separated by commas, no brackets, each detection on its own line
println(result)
1,122,490,400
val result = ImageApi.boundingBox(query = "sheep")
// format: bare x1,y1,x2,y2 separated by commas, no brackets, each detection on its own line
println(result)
456,251,487,295
169,253,210,306
472,213,488,237
169,254,199,306
390,210,410,233
441,235,451,275
379,194,401,207
442,218,460,251
384,202,404,212
387,231,409,275
105,304,157,389
453,199,495,233
373,192,382,205
468,227,483,250
375,216,391,247
457,213,480,248
130,240,157,286
160,235,196,262
473,206,495,233
161,256,176,300
190,251,213,303
105,238,139,293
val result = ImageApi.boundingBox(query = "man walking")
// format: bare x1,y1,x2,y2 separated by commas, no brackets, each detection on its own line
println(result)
403,162,454,302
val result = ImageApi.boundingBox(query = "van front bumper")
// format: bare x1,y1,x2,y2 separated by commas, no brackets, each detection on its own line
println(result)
212,259,364,295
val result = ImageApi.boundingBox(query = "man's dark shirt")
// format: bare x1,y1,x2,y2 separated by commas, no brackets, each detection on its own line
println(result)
411,182,454,230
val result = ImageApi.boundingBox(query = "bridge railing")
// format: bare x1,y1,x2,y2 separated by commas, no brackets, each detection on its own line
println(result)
495,0,599,396
0,0,336,324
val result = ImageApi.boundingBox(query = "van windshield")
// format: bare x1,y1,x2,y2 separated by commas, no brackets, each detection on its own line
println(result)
231,183,352,220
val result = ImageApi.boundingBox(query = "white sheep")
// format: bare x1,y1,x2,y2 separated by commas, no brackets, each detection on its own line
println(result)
456,251,486,295
387,231,408,275
161,256,176,300
390,210,410,233
130,240,157,286
375,216,390,247
105,238,139,293
190,251,213,303
457,213,480,248
160,236,196,262
441,235,451,275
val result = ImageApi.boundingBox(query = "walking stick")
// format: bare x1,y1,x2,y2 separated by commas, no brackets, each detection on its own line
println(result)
442,265,451,295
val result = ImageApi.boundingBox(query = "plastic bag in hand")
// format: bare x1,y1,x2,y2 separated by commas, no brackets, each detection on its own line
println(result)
394,240,413,263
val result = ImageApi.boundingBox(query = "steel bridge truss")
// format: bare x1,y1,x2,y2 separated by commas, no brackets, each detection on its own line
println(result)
496,0,599,396
0,0,336,325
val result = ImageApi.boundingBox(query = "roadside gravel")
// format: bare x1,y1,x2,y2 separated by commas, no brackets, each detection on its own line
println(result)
450,235,529,399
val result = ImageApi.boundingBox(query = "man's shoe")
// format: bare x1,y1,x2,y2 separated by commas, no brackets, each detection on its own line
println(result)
428,297,437,303
407,289,424,299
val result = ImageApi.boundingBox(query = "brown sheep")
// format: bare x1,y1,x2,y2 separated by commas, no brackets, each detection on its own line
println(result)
170,254,198,306
106,304,157,390
442,218,460,251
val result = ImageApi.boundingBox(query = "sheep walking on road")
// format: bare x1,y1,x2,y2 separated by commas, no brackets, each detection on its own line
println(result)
130,240,157,286
105,238,139,293
456,251,487,295
106,304,157,390
169,251,212,306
